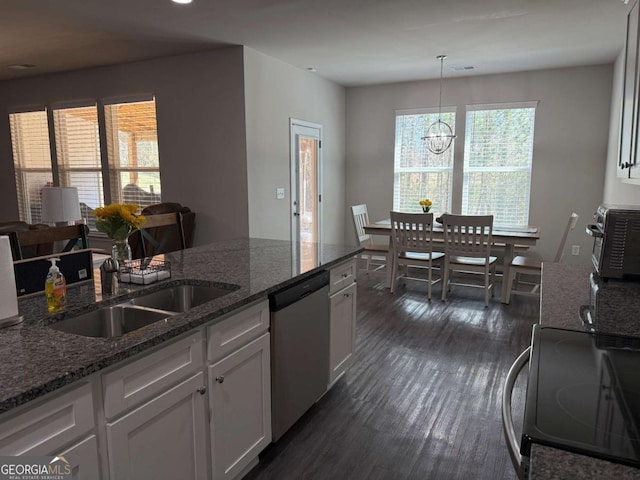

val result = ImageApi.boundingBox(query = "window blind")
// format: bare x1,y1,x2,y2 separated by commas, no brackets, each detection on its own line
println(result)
9,110,54,224
462,105,536,226
104,99,161,209
53,105,104,228
393,109,455,214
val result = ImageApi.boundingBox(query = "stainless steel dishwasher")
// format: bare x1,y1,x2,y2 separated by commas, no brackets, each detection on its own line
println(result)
269,269,330,441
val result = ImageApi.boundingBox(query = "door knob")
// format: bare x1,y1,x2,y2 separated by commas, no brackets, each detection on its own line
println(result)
215,376,225,383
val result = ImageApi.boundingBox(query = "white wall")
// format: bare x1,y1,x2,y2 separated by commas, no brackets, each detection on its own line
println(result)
0,48,249,245
603,50,640,204
243,47,346,244
345,65,613,266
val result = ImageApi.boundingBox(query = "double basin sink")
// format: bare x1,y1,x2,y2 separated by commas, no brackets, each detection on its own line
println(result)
50,283,237,338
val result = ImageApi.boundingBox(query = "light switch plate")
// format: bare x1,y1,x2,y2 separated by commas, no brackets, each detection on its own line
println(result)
571,245,580,256
276,188,285,200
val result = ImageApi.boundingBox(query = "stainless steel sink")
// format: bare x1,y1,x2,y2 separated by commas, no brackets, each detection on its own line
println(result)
50,305,172,338
128,284,232,312
49,283,236,338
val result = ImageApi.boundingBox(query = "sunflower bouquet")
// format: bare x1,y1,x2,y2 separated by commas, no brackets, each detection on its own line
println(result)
94,204,146,240
419,198,433,213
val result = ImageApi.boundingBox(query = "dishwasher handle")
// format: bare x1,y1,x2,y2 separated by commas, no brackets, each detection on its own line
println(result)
501,347,530,480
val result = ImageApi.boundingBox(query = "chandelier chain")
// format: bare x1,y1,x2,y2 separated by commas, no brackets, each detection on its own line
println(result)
438,55,444,119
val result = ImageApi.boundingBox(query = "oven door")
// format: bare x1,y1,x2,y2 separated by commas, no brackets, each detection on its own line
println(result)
501,346,531,480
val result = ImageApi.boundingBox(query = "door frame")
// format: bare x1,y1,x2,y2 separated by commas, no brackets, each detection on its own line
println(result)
289,118,323,248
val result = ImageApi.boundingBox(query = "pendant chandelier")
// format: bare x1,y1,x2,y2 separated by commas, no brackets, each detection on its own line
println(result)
423,55,456,155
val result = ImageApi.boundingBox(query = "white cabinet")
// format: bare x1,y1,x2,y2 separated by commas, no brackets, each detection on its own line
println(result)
106,372,209,480
102,331,204,420
57,435,101,480
329,259,357,294
619,0,640,179
329,281,357,385
206,299,271,480
2,297,275,480
102,332,207,480
207,300,269,362
328,258,357,387
0,381,100,480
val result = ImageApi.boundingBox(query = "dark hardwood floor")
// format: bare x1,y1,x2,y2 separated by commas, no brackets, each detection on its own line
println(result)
245,270,537,480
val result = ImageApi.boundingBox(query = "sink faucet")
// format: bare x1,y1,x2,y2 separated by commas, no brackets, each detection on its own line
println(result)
100,258,119,295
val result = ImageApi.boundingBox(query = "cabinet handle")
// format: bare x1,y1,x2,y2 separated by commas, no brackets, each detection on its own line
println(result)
215,376,225,383
197,386,207,395
344,293,350,298
341,273,349,278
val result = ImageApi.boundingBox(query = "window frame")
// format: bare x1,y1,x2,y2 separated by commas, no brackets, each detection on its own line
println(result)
103,98,162,207
461,101,537,227
9,108,54,224
393,106,456,215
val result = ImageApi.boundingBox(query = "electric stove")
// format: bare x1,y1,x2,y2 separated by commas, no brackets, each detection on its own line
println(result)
522,325,640,468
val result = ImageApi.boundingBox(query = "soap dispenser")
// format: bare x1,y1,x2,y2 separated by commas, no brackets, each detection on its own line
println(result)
45,257,67,313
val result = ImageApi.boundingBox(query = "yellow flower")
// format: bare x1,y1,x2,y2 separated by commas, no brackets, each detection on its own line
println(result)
94,203,146,240
419,199,432,207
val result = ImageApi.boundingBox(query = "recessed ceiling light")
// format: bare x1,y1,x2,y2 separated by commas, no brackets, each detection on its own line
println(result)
172,0,192,4
8,64,36,70
306,67,317,72
452,66,475,71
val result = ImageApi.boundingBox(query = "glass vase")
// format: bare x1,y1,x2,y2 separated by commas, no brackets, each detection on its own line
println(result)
111,238,132,272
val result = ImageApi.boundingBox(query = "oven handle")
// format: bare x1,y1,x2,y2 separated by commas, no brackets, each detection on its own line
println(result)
585,224,603,238
501,346,531,480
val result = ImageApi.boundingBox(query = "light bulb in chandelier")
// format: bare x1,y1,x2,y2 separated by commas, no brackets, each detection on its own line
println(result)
424,119,455,154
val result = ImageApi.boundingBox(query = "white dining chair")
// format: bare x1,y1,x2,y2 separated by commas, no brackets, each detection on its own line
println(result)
351,204,388,273
441,214,497,307
505,212,579,304
390,211,445,300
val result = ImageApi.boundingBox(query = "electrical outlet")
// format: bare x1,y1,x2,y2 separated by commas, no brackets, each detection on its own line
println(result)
276,188,285,200
571,245,580,256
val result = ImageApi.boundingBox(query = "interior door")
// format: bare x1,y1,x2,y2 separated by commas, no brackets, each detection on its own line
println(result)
290,119,322,272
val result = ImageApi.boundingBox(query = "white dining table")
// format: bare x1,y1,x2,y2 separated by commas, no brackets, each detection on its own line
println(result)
363,219,540,304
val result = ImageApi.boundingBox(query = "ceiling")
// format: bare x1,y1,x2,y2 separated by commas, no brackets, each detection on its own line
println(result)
0,0,631,87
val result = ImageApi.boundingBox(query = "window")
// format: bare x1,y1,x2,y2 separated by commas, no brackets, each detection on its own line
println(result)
53,105,104,228
9,98,161,229
462,103,536,226
105,100,161,207
393,108,455,214
9,110,53,224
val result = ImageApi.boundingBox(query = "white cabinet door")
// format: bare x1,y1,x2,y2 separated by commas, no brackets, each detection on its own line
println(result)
209,333,271,480
329,282,357,385
55,435,101,480
107,372,208,480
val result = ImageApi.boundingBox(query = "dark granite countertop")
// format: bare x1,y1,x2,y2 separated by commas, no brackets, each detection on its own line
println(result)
540,262,592,330
0,238,362,414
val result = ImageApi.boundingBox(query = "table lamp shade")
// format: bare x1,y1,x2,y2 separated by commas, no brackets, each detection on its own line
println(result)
41,187,81,223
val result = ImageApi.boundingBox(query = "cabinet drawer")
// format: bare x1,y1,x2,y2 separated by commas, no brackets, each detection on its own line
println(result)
103,331,204,419
0,382,94,456
207,299,269,363
329,258,356,294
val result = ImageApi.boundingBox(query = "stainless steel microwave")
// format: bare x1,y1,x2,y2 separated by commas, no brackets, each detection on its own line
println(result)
586,204,640,279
